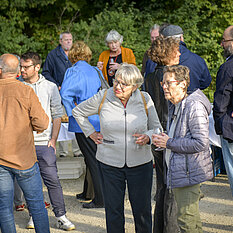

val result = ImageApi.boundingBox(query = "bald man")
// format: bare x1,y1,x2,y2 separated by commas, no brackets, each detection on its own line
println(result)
213,25,233,196
0,54,50,233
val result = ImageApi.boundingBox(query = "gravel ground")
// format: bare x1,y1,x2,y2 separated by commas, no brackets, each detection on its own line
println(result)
13,158,233,233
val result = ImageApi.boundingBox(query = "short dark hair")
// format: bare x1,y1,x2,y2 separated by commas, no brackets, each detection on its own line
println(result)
21,52,42,66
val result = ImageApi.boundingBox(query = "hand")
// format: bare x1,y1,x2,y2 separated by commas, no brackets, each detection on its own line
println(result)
133,134,150,145
48,138,56,153
89,131,103,144
59,86,61,91
109,62,120,71
152,132,170,148
97,61,103,70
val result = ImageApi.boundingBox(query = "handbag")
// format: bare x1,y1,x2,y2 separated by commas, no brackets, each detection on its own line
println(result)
94,67,110,90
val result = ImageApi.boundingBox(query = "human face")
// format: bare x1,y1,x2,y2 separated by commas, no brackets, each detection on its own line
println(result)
167,49,181,66
113,78,137,103
59,33,73,51
221,28,233,58
108,41,121,53
162,72,186,104
20,59,40,83
150,29,159,43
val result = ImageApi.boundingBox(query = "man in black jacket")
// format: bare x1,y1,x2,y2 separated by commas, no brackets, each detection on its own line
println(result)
213,25,233,196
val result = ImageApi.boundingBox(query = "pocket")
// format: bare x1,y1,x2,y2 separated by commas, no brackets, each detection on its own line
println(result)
18,163,39,178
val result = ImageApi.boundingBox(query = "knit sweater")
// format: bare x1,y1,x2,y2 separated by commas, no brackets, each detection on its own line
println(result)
98,46,136,82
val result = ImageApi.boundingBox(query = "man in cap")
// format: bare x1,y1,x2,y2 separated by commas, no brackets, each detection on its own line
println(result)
161,24,212,91
0,54,50,233
213,25,233,196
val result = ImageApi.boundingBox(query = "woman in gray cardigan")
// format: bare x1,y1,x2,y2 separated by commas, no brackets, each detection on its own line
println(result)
153,65,213,233
72,63,161,233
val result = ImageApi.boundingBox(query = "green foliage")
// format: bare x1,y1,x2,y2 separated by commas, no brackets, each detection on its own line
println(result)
0,0,233,101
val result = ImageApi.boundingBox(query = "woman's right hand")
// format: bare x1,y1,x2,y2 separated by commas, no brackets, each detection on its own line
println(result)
89,131,103,144
97,61,103,70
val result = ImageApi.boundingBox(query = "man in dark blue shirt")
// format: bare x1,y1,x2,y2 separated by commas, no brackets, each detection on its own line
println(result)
213,25,233,196
42,32,73,89
42,32,81,158
161,25,212,91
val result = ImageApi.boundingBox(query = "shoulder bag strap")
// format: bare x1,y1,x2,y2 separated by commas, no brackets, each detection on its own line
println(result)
140,91,148,116
98,90,108,115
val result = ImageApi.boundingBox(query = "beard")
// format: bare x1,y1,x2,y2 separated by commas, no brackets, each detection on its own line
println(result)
223,43,233,58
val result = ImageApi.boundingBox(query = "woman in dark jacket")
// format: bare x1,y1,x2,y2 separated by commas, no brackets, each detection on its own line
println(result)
153,65,213,233
145,36,181,233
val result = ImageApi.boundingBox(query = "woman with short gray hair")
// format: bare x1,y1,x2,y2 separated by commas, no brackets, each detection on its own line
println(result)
97,30,136,87
73,63,161,233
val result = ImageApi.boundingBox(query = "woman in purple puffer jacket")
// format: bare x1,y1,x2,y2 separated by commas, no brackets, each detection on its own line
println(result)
152,65,213,233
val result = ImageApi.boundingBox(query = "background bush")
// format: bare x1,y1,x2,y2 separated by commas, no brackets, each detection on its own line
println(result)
1,0,233,101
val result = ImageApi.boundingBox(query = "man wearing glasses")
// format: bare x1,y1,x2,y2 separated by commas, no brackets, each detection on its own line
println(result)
213,25,233,196
19,52,75,231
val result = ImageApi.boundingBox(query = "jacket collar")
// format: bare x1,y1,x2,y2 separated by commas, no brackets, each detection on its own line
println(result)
106,87,141,108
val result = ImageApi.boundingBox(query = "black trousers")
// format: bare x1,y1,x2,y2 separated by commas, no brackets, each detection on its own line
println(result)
75,133,103,205
152,147,180,233
98,161,153,233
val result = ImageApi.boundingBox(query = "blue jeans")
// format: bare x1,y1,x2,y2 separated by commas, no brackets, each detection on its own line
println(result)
0,163,50,233
220,136,233,196
98,161,153,233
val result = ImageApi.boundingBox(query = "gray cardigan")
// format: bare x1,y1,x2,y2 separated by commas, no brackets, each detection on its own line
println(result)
72,88,161,168
20,74,63,145
166,89,213,189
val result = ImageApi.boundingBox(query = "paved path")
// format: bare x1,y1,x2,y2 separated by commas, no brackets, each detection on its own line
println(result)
13,160,233,233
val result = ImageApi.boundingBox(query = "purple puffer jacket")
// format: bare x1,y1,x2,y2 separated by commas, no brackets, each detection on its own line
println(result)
166,89,213,189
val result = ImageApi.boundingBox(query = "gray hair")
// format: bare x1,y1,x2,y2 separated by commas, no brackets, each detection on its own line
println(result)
115,63,144,87
150,24,160,33
105,30,123,45
59,31,72,40
0,57,19,74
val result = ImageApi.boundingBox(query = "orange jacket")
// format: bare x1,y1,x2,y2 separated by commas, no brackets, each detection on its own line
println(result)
98,46,136,82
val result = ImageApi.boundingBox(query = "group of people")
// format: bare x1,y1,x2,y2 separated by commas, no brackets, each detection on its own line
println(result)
0,22,232,233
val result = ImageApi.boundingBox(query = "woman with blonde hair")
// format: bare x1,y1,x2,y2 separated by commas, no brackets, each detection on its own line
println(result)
60,41,104,208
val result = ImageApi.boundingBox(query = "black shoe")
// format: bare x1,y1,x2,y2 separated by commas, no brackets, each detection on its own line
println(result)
82,201,104,209
76,193,91,201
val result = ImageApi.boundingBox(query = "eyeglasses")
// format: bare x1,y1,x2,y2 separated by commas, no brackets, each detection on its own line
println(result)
160,80,181,87
113,79,131,89
20,64,34,70
221,38,233,43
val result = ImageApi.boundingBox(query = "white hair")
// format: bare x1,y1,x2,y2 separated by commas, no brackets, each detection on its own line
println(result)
150,24,160,33
166,34,183,39
105,30,123,45
115,63,144,87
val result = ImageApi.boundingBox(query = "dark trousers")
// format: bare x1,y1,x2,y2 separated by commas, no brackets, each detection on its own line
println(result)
98,161,153,233
75,133,103,205
152,148,180,233
36,145,66,217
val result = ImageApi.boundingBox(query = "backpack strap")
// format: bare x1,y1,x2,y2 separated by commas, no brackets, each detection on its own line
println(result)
140,91,148,116
98,90,108,115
